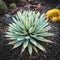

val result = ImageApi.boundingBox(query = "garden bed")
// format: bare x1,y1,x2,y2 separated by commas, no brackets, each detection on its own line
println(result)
0,1,60,60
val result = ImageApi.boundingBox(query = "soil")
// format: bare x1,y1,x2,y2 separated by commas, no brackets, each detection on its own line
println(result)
0,1,60,60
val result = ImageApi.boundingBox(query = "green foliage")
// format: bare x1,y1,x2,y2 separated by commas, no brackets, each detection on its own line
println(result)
6,11,53,55
9,3,16,9
0,0,8,15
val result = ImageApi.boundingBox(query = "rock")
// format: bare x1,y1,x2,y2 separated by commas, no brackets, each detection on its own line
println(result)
4,14,12,24
5,14,11,18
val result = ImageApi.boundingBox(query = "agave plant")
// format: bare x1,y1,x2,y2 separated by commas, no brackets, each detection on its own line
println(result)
6,11,53,55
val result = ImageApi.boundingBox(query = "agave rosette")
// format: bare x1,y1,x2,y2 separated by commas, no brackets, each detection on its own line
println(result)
6,11,53,55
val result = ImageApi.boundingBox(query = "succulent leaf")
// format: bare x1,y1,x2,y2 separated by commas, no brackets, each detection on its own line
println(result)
13,41,23,49
30,35,53,43
21,40,29,54
33,45,38,53
8,41,17,45
30,38,46,52
28,43,32,55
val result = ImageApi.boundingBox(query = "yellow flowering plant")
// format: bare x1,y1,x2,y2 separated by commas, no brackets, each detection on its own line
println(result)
46,9,60,22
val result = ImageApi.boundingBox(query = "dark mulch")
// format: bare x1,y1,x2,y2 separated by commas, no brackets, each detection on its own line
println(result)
0,2,60,60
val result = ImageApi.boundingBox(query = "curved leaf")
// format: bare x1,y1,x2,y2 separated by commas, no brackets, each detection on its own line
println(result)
12,41,23,49
21,40,29,53
31,35,53,43
30,38,46,52
28,43,32,55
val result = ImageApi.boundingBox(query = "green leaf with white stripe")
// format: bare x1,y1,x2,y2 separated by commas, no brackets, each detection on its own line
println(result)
21,40,29,53
31,35,53,43
28,43,32,55
30,38,46,52
13,41,23,49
